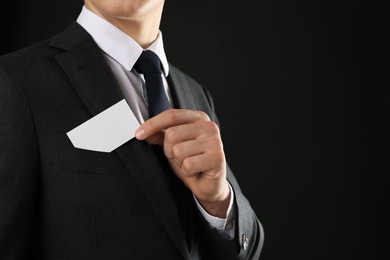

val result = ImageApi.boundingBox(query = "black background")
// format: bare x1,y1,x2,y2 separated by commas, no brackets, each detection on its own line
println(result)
1,1,388,259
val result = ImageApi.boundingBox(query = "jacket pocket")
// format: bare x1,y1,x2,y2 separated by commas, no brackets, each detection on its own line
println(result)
59,144,126,175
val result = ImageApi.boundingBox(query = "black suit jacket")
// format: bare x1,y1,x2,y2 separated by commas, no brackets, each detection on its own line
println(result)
0,22,264,260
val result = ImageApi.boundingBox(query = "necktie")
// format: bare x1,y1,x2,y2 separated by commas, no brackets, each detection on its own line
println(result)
134,50,170,118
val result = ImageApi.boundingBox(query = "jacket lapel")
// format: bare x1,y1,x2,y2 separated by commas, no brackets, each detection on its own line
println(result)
168,66,197,110
49,22,191,259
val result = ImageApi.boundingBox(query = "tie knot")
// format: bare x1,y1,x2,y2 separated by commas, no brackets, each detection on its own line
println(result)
134,50,162,75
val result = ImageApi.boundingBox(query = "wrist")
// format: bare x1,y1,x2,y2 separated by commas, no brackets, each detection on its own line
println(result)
197,181,231,218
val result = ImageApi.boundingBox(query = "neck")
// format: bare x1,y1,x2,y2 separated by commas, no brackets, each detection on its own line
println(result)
106,17,162,49
84,4,163,49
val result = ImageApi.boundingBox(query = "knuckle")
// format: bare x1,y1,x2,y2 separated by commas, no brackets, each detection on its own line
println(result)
182,158,195,173
208,140,225,159
207,121,220,134
200,121,220,136
197,111,210,121
172,144,183,158
164,127,176,142
166,109,179,123
211,137,223,149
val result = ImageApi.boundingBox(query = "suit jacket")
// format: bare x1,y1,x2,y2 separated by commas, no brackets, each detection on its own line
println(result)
0,22,264,260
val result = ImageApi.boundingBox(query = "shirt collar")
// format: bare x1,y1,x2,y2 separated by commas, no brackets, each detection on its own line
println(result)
76,6,169,76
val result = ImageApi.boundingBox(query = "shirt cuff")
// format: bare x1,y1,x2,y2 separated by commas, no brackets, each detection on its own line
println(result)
193,182,236,239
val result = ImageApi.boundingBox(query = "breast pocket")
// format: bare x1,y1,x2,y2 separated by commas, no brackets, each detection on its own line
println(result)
59,144,126,175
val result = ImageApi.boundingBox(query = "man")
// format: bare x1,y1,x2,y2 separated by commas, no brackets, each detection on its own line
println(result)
0,0,264,259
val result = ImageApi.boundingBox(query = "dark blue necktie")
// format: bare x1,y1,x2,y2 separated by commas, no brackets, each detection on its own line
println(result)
134,50,170,119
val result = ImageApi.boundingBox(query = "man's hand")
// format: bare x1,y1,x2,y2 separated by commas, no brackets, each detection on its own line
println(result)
135,109,230,218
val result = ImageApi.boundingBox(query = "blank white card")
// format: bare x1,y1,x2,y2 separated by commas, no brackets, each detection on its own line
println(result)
66,99,140,153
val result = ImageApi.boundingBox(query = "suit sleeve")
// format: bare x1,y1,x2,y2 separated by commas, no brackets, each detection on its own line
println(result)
196,86,265,259
0,68,40,259
196,167,265,260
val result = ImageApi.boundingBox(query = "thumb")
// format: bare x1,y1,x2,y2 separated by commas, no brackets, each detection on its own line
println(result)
135,129,165,145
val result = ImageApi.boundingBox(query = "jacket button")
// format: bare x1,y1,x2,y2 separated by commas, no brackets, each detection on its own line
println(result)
242,234,249,250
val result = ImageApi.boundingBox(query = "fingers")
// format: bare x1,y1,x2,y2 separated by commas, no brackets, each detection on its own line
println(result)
173,151,225,179
135,109,210,141
164,121,225,178
163,120,221,159
168,136,223,169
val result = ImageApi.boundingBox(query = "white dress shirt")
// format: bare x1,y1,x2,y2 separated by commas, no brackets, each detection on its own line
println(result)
76,6,235,239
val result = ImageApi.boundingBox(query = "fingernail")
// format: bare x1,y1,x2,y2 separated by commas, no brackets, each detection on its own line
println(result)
135,128,145,139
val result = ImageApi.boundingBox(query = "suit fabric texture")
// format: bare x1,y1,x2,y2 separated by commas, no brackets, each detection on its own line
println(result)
0,22,264,260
